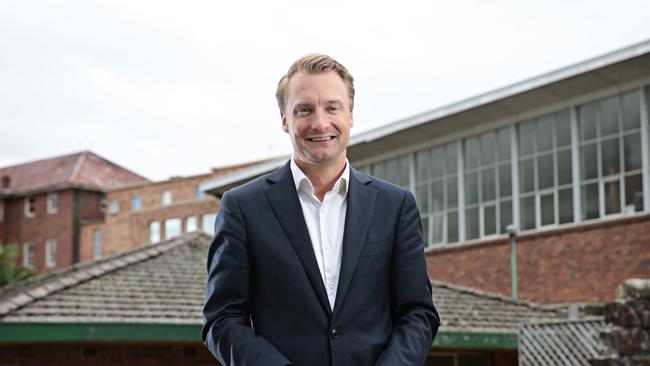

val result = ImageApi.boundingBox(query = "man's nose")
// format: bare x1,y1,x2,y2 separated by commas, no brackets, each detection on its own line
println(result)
311,108,330,131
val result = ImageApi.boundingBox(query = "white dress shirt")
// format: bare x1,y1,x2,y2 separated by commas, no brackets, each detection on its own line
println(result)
290,159,349,311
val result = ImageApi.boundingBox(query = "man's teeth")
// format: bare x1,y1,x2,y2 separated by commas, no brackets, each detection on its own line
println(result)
310,137,333,142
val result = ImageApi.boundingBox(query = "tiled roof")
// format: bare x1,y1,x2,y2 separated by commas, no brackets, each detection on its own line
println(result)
0,232,562,329
0,151,149,195
519,317,605,366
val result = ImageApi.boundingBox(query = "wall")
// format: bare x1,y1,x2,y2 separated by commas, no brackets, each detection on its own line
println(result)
426,214,650,304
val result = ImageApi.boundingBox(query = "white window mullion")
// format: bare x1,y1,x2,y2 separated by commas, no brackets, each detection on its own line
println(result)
510,125,520,230
457,142,465,242
571,107,582,223
640,86,650,212
408,152,416,195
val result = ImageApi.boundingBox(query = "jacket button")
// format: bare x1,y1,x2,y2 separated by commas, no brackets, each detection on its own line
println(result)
329,328,339,339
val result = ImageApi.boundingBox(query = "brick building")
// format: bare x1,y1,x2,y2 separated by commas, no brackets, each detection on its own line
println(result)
201,39,650,305
0,151,148,272
77,160,266,262
0,232,563,366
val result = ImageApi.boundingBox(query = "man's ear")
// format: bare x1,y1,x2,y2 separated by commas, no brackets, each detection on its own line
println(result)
281,112,288,133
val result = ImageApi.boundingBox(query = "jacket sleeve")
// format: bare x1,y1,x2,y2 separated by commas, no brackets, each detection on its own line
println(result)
202,191,292,366
374,191,440,366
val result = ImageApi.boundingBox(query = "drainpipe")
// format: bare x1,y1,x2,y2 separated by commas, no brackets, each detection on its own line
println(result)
506,224,517,300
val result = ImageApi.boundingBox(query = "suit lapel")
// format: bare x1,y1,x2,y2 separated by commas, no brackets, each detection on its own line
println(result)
265,162,332,316
333,169,377,314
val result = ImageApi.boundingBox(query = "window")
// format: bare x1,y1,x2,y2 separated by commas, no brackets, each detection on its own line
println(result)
202,213,218,235
186,216,198,232
47,192,58,214
517,109,573,230
45,239,57,268
164,218,182,239
93,229,102,259
24,197,35,217
414,141,460,245
149,221,161,244
23,242,34,269
131,195,141,211
196,187,204,199
371,154,411,190
578,91,644,220
465,127,513,239
109,199,119,214
161,190,172,206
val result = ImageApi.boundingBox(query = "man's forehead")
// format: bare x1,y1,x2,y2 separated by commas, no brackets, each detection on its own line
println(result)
286,71,349,102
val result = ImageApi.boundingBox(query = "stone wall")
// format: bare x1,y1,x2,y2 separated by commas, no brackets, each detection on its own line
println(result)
590,278,650,365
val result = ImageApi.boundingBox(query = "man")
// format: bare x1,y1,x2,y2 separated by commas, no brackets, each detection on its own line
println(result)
203,54,439,366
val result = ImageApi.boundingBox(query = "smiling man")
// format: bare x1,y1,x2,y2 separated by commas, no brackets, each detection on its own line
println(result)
203,54,439,366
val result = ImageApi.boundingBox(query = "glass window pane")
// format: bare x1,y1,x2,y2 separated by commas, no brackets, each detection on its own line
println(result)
481,167,496,201
202,213,218,235
399,156,410,186
499,200,513,234
416,184,429,213
558,188,573,224
600,96,620,136
498,127,511,161
164,218,182,239
499,163,512,197
624,133,642,172
186,216,198,232
446,143,458,174
421,217,430,246
447,211,458,243
386,158,399,185
579,102,597,141
541,193,555,226
604,180,621,215
557,149,573,185
520,196,535,230
537,153,554,190
447,177,458,208
625,174,644,212
622,90,640,131
416,150,431,181
480,132,496,165
518,120,535,156
465,207,479,240
555,109,572,147
464,136,480,170
431,181,444,212
465,172,478,204
601,137,620,176
519,158,535,193
484,205,496,236
581,143,598,180
431,146,445,178
582,183,599,220
432,214,444,244
536,114,554,152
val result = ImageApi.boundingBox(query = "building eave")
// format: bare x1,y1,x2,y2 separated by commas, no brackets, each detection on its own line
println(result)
200,157,288,197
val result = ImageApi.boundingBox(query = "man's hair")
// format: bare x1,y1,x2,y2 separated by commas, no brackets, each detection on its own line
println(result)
275,53,355,113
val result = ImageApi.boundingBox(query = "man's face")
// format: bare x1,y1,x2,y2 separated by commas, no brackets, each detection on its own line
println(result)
282,71,353,168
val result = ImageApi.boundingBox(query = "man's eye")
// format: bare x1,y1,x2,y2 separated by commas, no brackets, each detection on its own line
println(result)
295,107,311,115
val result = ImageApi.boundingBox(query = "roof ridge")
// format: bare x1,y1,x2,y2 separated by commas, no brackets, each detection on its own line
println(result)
0,232,209,317
431,279,561,312
68,151,87,183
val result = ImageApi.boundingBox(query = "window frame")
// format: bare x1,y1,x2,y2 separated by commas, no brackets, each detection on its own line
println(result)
24,197,36,218
46,192,58,214
45,239,57,268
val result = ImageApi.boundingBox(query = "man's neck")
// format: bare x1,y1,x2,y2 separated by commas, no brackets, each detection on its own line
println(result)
294,157,347,202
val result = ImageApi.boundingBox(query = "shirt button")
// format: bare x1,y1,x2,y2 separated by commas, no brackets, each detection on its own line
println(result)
328,282,335,289
330,328,339,339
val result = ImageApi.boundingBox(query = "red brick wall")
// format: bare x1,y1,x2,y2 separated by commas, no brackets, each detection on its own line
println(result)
0,342,220,366
426,213,650,304
3,189,78,271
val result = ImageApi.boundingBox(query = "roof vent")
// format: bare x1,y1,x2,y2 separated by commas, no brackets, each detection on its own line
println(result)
1,175,10,189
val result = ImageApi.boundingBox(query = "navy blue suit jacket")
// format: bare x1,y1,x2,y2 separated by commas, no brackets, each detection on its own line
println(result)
202,162,439,366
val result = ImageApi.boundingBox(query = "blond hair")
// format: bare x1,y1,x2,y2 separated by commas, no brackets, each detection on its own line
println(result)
275,53,355,113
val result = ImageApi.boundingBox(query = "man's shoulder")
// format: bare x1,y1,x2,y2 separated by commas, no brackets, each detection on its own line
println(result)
224,162,289,200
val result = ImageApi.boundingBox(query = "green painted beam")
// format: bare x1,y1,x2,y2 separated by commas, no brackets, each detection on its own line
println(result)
0,322,517,350
0,322,201,342
433,330,518,350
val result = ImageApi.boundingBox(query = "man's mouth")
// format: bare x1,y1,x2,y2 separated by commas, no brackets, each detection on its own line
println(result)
307,136,335,142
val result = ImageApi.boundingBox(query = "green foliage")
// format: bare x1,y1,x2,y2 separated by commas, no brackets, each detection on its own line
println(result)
0,244,37,287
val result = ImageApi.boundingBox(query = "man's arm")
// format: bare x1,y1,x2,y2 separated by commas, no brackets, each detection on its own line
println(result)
374,191,440,366
202,191,292,366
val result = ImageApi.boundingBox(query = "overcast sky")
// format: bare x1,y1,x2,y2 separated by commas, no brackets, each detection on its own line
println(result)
2,0,650,181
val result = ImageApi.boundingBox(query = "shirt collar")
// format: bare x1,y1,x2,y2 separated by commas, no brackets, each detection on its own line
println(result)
290,158,350,197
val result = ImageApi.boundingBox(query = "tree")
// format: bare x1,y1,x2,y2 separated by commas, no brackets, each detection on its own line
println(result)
0,244,37,287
